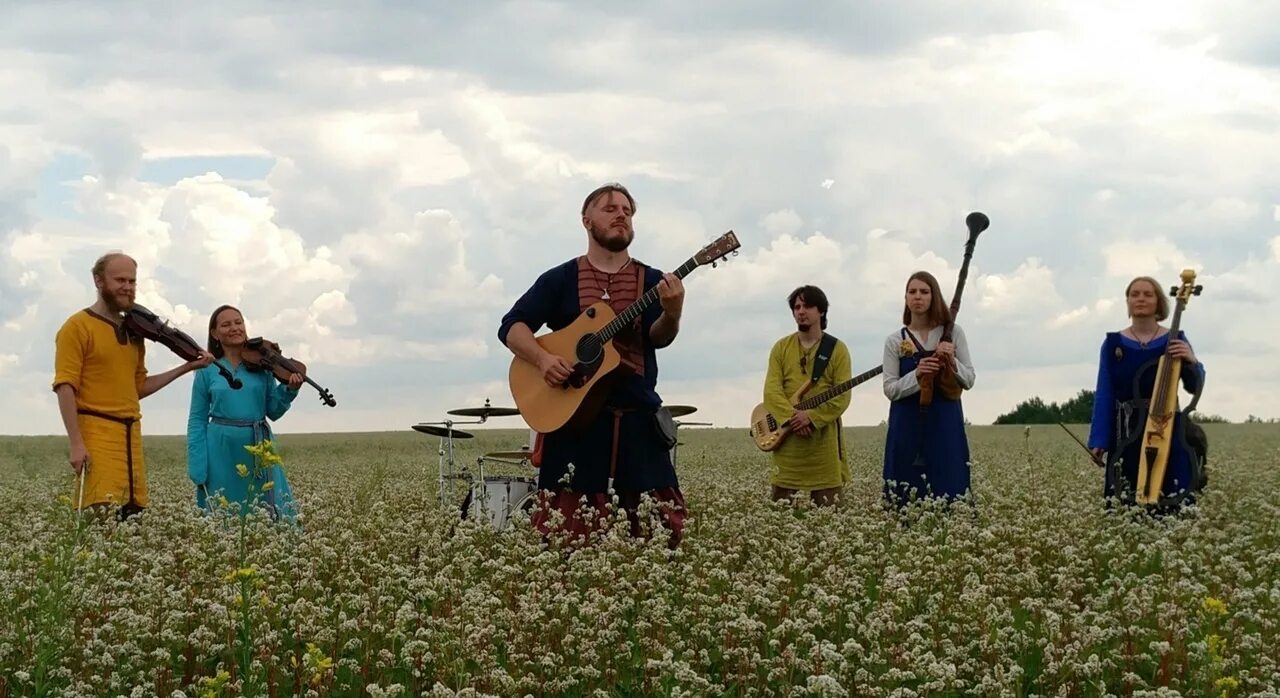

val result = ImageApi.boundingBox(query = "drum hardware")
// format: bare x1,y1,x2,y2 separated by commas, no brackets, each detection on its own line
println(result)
667,407,711,468
459,475,538,531
414,398,533,518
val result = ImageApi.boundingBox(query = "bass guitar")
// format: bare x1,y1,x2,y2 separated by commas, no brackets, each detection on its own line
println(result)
750,365,883,451
510,231,740,433
1135,269,1203,505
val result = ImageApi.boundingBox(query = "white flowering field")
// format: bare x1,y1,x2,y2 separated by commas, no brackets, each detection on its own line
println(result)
2,424,1278,697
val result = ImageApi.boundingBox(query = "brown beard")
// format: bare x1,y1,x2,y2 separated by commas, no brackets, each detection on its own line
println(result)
797,322,812,332
100,288,132,314
589,221,633,253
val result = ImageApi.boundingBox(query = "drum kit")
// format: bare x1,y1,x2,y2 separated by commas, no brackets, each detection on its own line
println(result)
412,400,710,532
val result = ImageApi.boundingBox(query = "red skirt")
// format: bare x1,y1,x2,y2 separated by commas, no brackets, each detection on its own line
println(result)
529,487,687,549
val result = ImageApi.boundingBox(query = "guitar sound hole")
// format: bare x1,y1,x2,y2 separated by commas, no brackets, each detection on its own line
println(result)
576,335,603,365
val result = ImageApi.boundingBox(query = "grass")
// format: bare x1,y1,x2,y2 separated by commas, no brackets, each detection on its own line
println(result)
0,424,1277,696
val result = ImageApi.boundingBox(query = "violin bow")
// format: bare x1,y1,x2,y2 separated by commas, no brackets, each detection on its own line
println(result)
1057,422,1105,466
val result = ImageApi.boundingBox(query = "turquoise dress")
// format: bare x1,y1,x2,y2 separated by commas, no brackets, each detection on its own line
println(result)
186,359,299,521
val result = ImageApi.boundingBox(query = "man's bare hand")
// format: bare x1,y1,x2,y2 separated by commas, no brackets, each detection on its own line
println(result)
537,353,574,387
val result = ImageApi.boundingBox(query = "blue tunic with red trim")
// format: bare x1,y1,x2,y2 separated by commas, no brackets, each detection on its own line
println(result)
498,257,679,494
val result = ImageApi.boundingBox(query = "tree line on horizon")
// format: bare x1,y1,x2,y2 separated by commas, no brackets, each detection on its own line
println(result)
992,389,1273,425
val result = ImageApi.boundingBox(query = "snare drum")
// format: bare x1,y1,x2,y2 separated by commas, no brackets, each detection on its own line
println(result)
462,476,538,531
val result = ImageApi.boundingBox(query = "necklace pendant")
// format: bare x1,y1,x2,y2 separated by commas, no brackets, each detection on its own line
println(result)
601,289,610,301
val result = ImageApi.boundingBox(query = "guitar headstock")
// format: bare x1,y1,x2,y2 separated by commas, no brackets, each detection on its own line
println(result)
1170,268,1203,303
693,230,741,268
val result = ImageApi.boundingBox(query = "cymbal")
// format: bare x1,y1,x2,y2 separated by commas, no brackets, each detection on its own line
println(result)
447,405,521,417
484,449,533,459
412,424,474,439
666,405,698,418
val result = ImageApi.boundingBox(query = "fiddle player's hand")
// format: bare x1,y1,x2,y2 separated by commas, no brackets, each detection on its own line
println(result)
657,273,685,320
187,350,214,371
287,372,303,390
1090,447,1106,467
1167,339,1196,363
69,441,90,475
537,353,574,387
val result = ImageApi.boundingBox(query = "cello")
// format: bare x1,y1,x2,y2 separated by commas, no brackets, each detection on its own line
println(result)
919,211,989,407
241,337,338,407
1134,269,1203,505
122,304,241,389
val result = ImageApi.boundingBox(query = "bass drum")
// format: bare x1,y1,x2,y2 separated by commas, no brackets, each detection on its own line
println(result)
460,476,538,531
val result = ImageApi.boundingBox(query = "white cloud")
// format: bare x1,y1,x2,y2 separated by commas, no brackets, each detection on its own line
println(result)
3,1,1280,435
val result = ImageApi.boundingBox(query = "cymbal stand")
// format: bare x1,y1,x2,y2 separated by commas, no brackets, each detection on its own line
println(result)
670,419,712,468
421,415,490,506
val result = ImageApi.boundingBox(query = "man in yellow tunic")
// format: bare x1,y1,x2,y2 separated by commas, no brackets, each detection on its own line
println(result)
762,285,853,506
53,252,210,518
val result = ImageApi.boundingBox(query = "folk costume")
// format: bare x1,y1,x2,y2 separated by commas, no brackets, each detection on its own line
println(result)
52,309,149,514
881,324,976,505
1087,331,1206,508
187,361,299,521
498,256,686,545
762,334,852,491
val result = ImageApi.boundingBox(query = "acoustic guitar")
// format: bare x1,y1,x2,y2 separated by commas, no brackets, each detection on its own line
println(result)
749,365,882,451
510,232,740,433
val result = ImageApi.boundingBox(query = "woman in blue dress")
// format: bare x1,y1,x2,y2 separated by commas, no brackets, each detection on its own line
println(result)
187,305,303,520
1088,276,1206,510
881,271,976,506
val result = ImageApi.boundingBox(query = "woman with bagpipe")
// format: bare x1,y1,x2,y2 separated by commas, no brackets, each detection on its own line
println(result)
186,305,303,522
881,271,977,506
1087,276,1207,511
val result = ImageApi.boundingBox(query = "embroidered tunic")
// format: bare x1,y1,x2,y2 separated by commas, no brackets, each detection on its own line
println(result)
498,256,685,544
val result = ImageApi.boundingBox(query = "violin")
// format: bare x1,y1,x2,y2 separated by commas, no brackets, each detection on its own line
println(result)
122,304,242,389
919,211,989,407
1134,269,1203,505
241,337,337,407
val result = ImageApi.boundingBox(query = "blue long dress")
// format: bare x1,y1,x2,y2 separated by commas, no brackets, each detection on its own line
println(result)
187,359,299,520
881,325,975,506
1087,331,1206,509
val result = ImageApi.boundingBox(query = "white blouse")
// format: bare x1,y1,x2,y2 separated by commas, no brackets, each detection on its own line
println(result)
881,324,977,402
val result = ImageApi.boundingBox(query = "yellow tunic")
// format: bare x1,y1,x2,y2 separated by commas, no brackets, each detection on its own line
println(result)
52,310,148,508
763,334,852,490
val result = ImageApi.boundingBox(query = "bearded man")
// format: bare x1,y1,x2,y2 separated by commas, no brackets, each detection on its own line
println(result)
498,183,688,547
53,252,211,519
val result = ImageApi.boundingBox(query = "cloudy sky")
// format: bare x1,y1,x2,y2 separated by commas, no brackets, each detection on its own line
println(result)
3,0,1278,436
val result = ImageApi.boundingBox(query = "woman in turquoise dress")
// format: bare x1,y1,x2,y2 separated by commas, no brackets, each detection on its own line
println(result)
187,305,302,521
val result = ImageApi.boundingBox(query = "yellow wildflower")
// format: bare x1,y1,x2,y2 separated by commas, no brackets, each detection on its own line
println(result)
1203,596,1228,617
262,481,275,491
235,463,250,478
1215,676,1239,698
899,339,915,357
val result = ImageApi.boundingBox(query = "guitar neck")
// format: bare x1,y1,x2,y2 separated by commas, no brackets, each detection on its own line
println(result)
598,257,698,341
794,365,884,411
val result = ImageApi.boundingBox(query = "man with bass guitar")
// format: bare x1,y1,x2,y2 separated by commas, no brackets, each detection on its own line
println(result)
761,286,853,506
498,183,689,548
